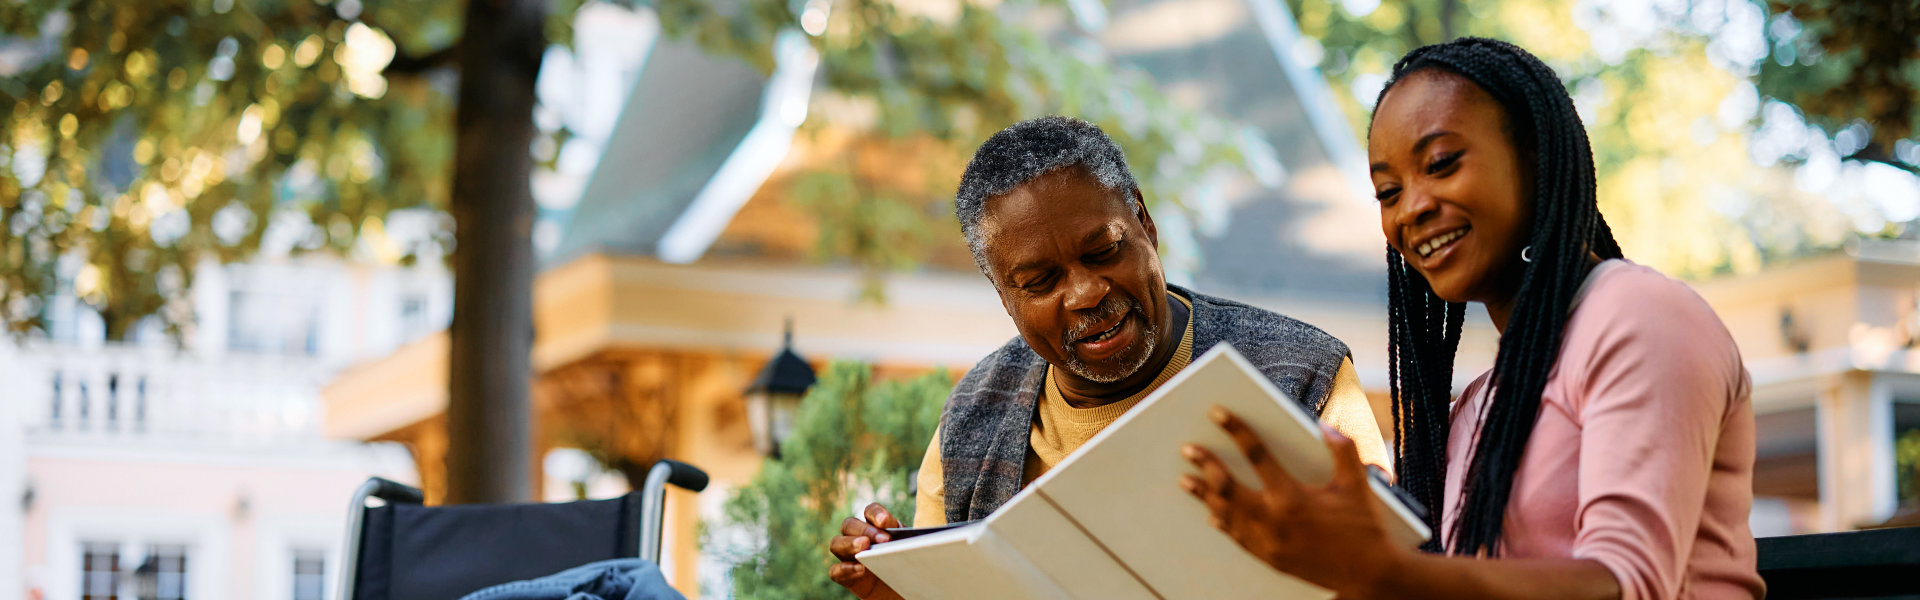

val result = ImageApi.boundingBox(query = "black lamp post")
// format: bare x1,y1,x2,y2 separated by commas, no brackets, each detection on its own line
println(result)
746,318,817,458
130,555,159,600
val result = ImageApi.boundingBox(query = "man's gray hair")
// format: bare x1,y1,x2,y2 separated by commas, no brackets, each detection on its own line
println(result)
955,116,1141,274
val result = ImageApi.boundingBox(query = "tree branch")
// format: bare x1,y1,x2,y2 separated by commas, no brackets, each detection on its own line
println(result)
1849,142,1920,175
384,43,461,75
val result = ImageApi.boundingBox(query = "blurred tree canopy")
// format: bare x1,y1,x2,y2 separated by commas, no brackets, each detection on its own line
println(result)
1756,0,1919,171
1285,0,1916,277
0,0,485,339
5,0,1913,331
0,0,585,503
0,0,1243,506
1,0,1246,329
708,361,949,600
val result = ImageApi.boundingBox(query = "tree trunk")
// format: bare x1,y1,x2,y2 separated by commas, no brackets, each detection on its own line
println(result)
444,0,546,505
101,307,130,342
1438,0,1460,41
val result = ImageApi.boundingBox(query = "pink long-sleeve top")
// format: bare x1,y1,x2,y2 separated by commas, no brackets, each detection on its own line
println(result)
1441,260,1765,600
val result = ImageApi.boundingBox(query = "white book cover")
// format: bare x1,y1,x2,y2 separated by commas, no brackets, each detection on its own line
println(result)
857,344,1431,600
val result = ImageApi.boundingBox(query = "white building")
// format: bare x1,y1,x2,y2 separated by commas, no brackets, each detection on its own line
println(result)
4,257,446,600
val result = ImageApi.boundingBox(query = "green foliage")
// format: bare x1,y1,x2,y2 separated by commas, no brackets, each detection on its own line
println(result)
1281,0,1901,277
0,0,455,338
1756,0,1920,170
709,361,950,600
792,167,942,301
1899,428,1920,508
4,0,1256,337
0,0,588,340
649,0,1248,295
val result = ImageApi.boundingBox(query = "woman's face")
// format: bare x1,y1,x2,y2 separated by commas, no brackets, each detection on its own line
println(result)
1368,69,1533,307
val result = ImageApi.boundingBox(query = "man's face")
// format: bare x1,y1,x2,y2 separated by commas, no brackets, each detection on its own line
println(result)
978,169,1169,384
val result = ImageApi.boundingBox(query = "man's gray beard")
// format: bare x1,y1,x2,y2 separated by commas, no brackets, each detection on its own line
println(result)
1060,295,1160,384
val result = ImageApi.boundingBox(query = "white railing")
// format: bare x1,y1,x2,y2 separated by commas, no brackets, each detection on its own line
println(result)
7,341,335,444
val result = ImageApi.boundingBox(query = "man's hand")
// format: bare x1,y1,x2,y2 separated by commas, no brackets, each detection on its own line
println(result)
828,502,906,600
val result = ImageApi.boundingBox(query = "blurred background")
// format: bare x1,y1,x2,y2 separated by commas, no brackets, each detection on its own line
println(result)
2,0,1917,598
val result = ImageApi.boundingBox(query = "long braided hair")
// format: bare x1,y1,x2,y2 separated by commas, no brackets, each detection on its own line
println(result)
1373,38,1625,556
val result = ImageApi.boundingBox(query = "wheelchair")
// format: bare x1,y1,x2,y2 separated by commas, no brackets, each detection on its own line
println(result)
335,459,709,600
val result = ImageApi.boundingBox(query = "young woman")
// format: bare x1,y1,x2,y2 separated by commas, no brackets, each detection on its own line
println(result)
1180,38,1764,599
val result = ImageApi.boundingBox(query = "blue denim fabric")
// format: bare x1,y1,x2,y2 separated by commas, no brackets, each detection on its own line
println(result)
458,559,686,600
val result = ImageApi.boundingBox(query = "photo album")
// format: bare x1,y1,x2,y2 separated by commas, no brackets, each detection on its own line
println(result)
857,345,1431,600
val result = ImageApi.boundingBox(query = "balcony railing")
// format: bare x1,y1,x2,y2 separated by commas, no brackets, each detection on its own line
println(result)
8,341,334,444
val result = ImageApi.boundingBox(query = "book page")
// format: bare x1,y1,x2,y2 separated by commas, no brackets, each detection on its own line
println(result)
860,345,1428,600
1028,345,1427,599
986,488,1159,600
855,527,974,600
858,513,1069,600
857,526,1030,600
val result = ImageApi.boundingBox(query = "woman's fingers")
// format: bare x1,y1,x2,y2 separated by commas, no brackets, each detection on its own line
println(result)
1181,474,1236,518
1209,405,1302,496
1179,473,1206,498
1182,443,1241,500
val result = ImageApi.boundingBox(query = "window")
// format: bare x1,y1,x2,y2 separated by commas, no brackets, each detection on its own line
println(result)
292,548,326,600
80,542,119,600
228,287,320,356
49,371,62,430
303,307,321,356
227,289,252,352
401,295,425,324
145,544,189,600
399,293,434,344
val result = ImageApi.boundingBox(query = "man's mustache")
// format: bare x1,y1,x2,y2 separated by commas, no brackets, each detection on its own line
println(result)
1063,295,1138,346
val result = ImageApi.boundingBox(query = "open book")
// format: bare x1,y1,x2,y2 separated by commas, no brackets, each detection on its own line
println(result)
856,344,1430,600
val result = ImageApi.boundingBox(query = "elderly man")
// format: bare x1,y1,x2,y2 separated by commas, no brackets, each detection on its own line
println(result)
827,116,1388,599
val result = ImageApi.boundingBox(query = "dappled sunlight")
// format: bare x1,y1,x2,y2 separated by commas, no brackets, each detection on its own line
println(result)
3,0,1916,597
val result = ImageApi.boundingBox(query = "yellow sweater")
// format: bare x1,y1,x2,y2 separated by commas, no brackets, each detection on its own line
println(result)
912,297,1390,526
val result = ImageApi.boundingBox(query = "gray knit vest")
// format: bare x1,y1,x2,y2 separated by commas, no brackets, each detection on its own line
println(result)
939,285,1352,523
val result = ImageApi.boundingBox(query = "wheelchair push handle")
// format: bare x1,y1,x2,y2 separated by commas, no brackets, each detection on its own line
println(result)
639,459,708,564
365,476,426,505
655,459,709,493
338,476,424,600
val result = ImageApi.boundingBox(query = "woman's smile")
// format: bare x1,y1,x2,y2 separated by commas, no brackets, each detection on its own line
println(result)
1409,225,1471,272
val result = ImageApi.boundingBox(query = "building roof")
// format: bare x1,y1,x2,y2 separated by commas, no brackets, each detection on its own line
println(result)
553,0,1388,304
550,37,777,266
1095,0,1386,303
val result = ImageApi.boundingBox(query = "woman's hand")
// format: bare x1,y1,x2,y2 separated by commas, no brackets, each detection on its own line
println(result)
1180,405,1407,599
